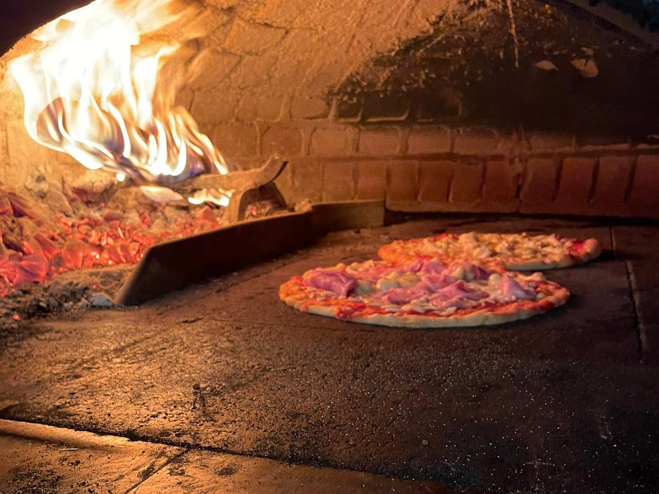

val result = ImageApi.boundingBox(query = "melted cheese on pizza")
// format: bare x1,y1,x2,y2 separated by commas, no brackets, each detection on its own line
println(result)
387,232,579,267
429,233,571,263
299,259,548,316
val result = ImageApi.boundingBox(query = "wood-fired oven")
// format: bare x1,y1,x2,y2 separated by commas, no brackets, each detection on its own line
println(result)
1,2,659,493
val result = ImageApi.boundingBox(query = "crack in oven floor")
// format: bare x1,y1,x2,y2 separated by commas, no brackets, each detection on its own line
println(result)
1,216,659,493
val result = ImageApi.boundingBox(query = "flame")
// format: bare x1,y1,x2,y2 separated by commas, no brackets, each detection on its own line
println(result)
9,0,229,205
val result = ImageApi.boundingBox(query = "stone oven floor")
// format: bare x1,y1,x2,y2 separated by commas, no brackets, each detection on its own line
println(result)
1,215,659,493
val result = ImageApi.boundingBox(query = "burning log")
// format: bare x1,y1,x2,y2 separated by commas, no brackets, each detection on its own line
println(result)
172,154,289,223
170,154,287,197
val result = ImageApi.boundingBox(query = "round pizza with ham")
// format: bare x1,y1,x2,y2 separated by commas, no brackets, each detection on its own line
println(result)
377,232,602,271
279,259,569,328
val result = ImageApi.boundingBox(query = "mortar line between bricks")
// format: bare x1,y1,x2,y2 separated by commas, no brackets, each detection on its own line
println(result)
306,148,659,163
624,260,648,356
0,417,434,486
611,226,645,356
0,416,285,470
123,449,189,494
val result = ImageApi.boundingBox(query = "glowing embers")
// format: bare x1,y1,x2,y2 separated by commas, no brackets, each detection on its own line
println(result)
9,0,229,204
0,189,223,298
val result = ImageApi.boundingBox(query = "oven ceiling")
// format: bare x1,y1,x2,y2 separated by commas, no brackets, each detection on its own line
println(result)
1,0,658,57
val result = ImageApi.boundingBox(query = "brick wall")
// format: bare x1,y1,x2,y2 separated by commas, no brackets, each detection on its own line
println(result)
255,108,659,219
176,87,659,218
3,79,659,218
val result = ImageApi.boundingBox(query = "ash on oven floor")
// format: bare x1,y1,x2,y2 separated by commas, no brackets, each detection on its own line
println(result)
1,216,659,494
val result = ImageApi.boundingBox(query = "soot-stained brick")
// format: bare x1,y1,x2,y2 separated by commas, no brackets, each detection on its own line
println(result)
330,0,659,137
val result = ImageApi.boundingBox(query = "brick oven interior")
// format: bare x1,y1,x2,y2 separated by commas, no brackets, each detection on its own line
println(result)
1,1,659,493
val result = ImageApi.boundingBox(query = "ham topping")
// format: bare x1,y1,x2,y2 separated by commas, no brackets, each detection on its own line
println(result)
419,261,445,274
444,261,492,281
421,271,456,290
375,282,432,305
498,275,535,300
304,270,357,297
429,280,489,309
300,260,541,313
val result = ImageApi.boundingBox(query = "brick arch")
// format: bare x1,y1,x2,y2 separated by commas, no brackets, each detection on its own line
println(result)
1,0,658,58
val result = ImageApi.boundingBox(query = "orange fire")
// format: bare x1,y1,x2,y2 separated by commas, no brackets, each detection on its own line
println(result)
9,0,229,204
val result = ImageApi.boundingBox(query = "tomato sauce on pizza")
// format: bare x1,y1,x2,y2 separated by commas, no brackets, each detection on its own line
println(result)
279,259,569,328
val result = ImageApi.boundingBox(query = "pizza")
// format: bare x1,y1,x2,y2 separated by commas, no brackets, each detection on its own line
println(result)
377,232,602,271
279,259,569,328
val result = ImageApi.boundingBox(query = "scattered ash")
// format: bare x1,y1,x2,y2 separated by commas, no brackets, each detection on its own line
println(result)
0,265,132,331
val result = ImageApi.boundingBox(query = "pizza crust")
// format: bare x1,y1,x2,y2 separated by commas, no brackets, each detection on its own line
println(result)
284,287,569,328
279,261,570,329
505,237,603,270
